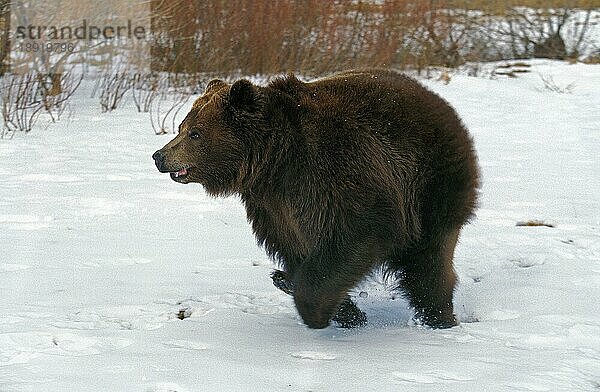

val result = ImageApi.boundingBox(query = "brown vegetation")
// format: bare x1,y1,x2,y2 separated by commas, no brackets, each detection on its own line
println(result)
1,1,597,136
149,0,597,76
0,0,9,76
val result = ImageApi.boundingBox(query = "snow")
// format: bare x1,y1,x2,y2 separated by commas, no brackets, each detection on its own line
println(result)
1,60,599,391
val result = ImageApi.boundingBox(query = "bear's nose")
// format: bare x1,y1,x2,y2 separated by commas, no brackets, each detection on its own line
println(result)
153,150,166,170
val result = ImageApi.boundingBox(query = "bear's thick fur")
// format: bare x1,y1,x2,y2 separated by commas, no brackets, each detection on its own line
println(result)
153,69,479,329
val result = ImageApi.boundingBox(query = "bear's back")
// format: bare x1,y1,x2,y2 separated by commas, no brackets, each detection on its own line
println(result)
264,69,478,234
268,70,466,145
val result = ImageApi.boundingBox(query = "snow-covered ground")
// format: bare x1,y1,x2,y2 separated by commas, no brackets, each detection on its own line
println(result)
1,60,599,391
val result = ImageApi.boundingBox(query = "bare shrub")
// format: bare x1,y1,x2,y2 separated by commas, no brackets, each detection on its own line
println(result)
131,73,160,113
538,74,575,93
98,69,133,113
479,7,595,60
149,90,190,135
1,73,45,138
37,70,84,122
148,74,198,135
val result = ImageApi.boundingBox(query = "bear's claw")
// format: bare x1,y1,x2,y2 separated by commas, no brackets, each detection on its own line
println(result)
331,297,368,328
270,269,294,295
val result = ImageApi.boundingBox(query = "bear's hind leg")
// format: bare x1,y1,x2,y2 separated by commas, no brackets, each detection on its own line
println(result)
394,228,460,329
331,296,367,328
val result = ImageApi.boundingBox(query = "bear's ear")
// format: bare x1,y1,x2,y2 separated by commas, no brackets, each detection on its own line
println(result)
205,79,227,95
228,79,256,109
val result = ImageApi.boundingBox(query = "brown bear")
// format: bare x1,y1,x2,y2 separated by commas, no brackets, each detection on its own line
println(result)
153,69,479,329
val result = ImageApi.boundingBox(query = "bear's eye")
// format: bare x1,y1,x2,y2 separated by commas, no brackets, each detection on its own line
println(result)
189,130,200,140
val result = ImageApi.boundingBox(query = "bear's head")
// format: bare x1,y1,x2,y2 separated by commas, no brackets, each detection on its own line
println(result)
152,78,262,196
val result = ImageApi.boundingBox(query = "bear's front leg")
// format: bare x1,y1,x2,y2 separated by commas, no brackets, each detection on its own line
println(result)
288,242,375,329
271,269,366,328
271,269,295,295
293,280,340,329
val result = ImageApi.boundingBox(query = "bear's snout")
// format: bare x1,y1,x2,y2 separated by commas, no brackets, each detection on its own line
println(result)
152,149,167,172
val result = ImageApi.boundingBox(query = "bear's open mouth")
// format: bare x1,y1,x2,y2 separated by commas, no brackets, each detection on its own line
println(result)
169,167,192,182
173,168,188,178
